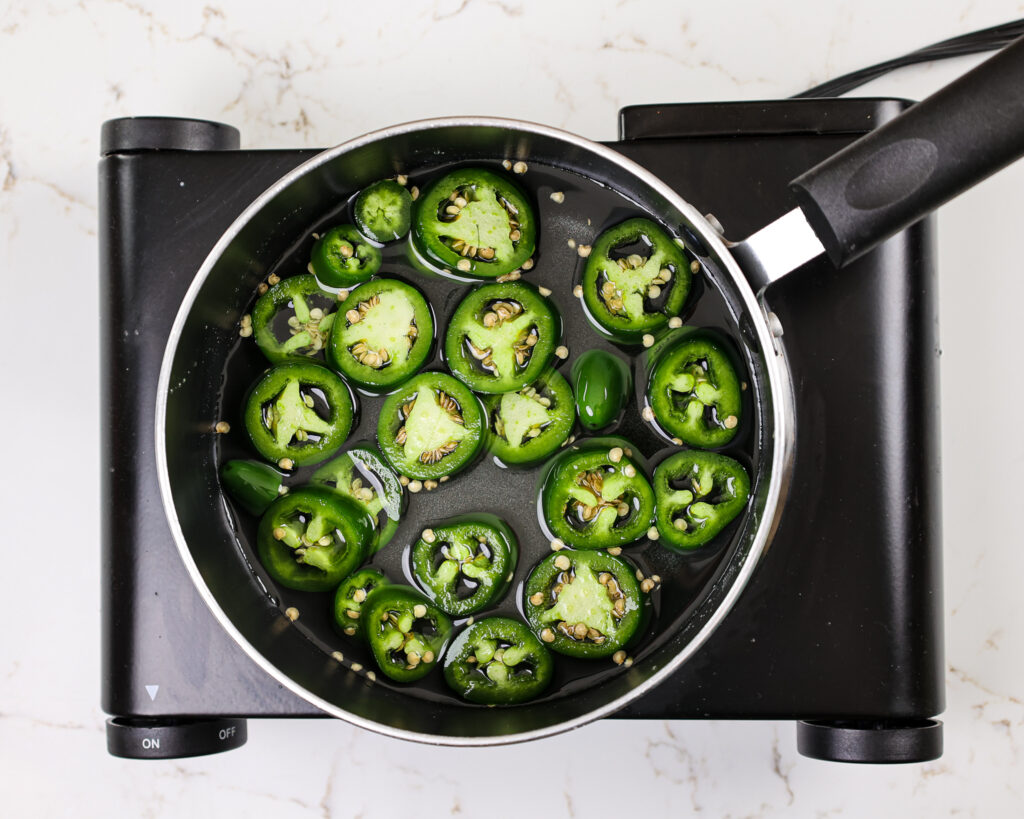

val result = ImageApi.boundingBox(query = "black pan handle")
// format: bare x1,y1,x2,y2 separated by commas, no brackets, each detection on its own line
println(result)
789,33,1024,268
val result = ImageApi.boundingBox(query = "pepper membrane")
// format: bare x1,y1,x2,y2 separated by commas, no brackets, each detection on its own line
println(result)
251,274,337,363
581,217,692,343
484,369,575,466
377,372,485,481
311,444,405,552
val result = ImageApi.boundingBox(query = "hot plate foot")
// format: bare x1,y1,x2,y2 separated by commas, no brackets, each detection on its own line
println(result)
796,718,942,763
100,116,240,155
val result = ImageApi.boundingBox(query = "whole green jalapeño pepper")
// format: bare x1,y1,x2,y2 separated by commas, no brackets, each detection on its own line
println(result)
332,568,389,637
243,361,355,468
354,179,413,243
251,274,338,364
523,550,646,659
581,218,692,343
311,444,405,553
571,348,632,431
412,167,536,279
484,370,575,466
444,281,559,394
653,451,751,551
647,329,743,448
309,224,382,289
326,278,434,391
256,487,373,592
540,442,655,550
410,515,518,616
377,372,485,481
220,459,283,516
362,585,453,683
443,617,553,705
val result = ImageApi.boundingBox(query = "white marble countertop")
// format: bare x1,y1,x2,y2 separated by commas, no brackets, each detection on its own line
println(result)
3,1,1024,815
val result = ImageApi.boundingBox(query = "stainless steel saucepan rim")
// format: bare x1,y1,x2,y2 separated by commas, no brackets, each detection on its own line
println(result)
156,116,797,744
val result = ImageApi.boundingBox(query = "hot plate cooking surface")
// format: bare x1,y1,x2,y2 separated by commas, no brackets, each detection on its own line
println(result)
99,98,942,761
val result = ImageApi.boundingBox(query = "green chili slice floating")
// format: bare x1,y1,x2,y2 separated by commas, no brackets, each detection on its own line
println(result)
243,361,355,468
410,514,518,616
256,487,373,593
646,329,743,448
444,617,553,704
581,217,691,343
653,451,751,551
523,550,646,660
412,167,536,279
309,224,382,289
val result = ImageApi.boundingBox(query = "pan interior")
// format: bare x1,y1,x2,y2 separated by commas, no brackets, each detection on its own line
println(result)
159,120,783,742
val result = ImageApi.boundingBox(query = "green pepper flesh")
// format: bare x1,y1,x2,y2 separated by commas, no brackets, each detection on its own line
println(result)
220,459,283,516
251,274,338,364
445,281,558,394
244,361,355,467
354,179,413,243
327,278,434,391
571,349,632,431
311,444,405,552
377,372,485,481
332,568,389,638
485,369,575,466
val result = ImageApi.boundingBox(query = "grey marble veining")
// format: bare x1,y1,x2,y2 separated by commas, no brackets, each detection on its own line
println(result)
2,0,1023,815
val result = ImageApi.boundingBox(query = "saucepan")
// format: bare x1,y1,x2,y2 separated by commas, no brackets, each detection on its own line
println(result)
156,37,1024,743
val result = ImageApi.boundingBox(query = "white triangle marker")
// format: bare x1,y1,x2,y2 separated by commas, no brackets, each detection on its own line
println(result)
145,685,159,701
